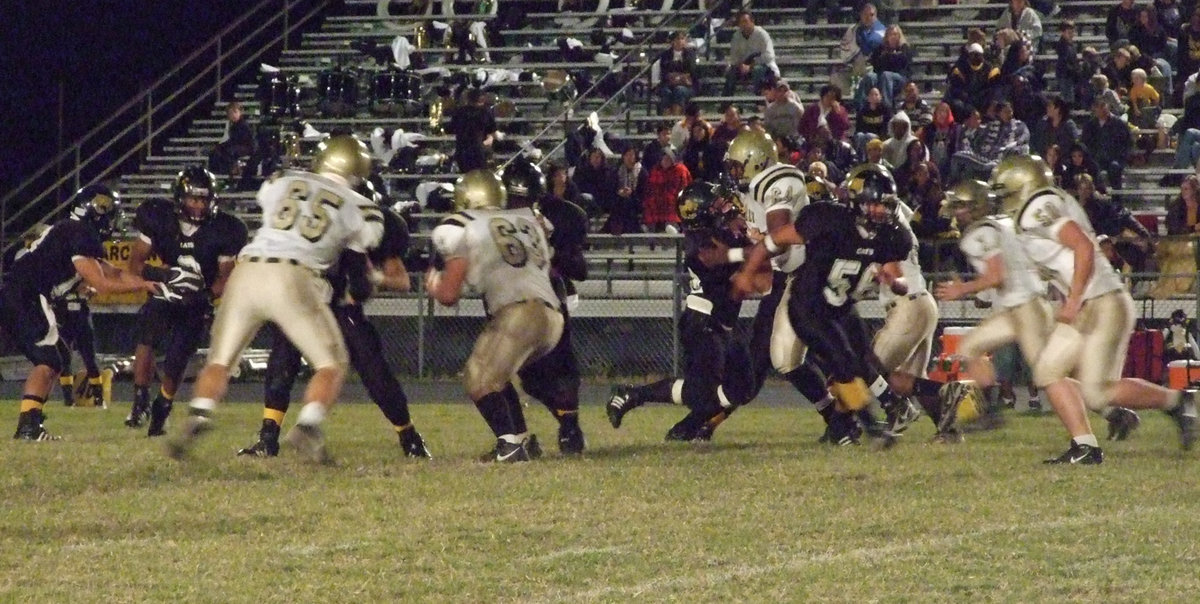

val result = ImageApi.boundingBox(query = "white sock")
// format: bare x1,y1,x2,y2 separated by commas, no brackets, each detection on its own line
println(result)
296,402,327,426
190,398,216,413
1166,390,1183,411
499,432,526,445
814,395,835,411
717,386,733,409
670,379,684,405
1073,434,1100,448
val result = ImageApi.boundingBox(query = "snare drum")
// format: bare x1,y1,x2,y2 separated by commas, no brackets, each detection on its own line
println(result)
258,74,299,117
318,70,359,105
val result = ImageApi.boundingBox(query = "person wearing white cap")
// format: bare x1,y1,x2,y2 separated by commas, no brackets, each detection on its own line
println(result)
948,42,1000,116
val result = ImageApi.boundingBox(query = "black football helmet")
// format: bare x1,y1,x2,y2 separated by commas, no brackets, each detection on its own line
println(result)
68,183,120,239
842,163,898,226
676,181,747,244
500,154,547,208
172,166,218,224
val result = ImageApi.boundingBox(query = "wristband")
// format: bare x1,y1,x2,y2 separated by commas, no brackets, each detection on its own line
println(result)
727,248,745,263
764,234,781,255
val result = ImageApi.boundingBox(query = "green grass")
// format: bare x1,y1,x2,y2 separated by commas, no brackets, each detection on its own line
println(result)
3,401,1200,602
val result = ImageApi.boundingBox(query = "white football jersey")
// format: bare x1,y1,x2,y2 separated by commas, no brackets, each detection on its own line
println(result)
243,171,383,272
1015,188,1125,301
430,207,559,312
741,163,808,273
877,200,927,304
959,215,1043,309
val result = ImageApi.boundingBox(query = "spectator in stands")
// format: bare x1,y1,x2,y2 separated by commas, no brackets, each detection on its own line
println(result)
1177,9,1200,102
604,146,646,235
1062,143,1107,193
799,84,850,143
805,0,841,26
681,121,723,182
573,147,615,217
1078,46,1107,107
1088,73,1127,117
1010,76,1047,125
746,116,766,134
948,106,999,182
546,161,583,208
207,102,255,180
723,10,779,95
712,104,745,148
1104,47,1136,94
836,3,887,98
1077,173,1154,273
670,103,707,150
1158,0,1184,37
999,37,1041,96
447,88,496,172
1131,8,1176,97
907,160,962,270
777,135,806,167
1108,0,1141,48
1169,84,1200,179
1045,143,1068,187
996,0,1043,47
654,31,700,115
642,124,673,174
948,43,1001,121
642,149,691,232
894,81,932,131
893,139,929,192
804,124,855,180
882,111,919,169
1030,95,1082,157
1167,174,1200,234
922,101,960,177
1054,21,1083,105
1129,68,1163,129
762,79,804,143
855,87,893,160
856,24,912,111
864,138,893,171
1081,97,1132,190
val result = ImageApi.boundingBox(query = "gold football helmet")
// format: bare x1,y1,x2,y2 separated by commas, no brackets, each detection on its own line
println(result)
724,129,778,185
940,179,994,224
454,169,507,210
311,135,373,185
989,155,1053,218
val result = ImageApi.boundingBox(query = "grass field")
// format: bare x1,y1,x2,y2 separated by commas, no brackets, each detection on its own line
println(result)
3,399,1200,602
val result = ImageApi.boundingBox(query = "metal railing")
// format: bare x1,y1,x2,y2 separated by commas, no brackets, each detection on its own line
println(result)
0,0,329,266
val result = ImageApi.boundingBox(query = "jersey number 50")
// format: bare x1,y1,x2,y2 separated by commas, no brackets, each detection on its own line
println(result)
488,217,546,269
272,181,345,242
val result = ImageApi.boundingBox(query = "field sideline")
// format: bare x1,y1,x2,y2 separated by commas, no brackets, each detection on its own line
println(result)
3,390,1200,602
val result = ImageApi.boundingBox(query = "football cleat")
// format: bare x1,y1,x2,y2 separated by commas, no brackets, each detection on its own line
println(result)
285,423,331,464
1166,392,1197,451
165,412,213,460
1043,441,1103,465
885,397,922,434
399,427,432,459
937,381,983,433
146,398,174,437
856,410,899,451
1105,407,1141,441
237,419,281,457
606,385,643,429
1026,395,1043,413
488,434,541,463
13,410,61,442
557,424,585,455
664,413,707,442
929,428,964,444
125,400,150,428
819,412,861,446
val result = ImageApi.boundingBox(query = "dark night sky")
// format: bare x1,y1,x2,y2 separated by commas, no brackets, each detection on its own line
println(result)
0,1,253,193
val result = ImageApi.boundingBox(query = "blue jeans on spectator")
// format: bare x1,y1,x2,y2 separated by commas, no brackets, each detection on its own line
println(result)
854,71,906,111
724,64,773,95
658,85,695,112
1174,129,1200,168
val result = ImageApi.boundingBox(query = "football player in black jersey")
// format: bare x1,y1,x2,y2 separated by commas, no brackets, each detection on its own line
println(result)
502,155,589,454
607,182,758,440
124,166,249,436
239,186,431,458
2,184,160,440
52,288,105,407
732,190,914,446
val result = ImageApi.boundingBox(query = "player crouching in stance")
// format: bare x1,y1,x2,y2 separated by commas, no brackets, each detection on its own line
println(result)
731,187,912,447
2,185,160,440
607,182,758,440
425,170,570,462
166,136,384,462
239,184,429,459
991,156,1196,464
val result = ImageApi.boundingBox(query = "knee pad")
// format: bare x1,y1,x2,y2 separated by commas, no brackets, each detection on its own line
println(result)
464,361,506,403
1031,324,1083,388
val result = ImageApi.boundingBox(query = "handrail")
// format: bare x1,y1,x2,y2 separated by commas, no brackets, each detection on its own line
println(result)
0,0,329,264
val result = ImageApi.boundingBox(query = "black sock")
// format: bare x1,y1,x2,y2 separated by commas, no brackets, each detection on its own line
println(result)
475,391,516,438
633,378,675,404
915,394,943,427
557,410,580,432
134,385,150,410
502,384,528,434
912,377,943,398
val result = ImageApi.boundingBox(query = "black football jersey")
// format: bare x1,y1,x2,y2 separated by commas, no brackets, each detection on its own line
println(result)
3,219,105,299
330,208,409,303
133,198,248,288
790,202,912,314
537,198,589,303
684,231,742,328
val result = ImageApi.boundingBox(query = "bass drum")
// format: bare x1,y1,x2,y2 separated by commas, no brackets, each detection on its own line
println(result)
259,74,300,118
317,69,360,117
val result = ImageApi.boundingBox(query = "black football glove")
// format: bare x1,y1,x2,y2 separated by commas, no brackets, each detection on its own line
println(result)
153,266,204,304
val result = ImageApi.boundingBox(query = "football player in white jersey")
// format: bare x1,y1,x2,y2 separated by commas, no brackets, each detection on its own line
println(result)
426,170,564,462
991,155,1197,464
935,180,1055,427
842,164,974,441
167,135,384,462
